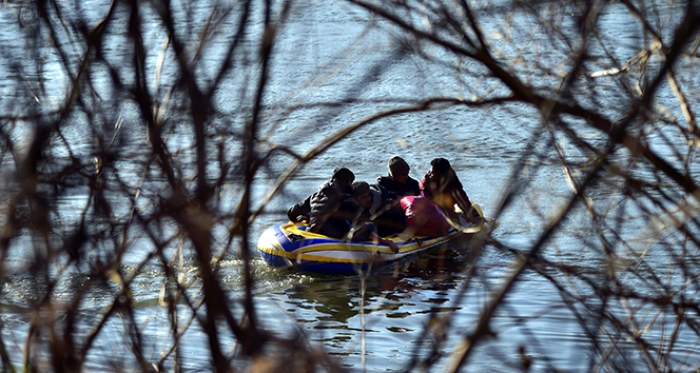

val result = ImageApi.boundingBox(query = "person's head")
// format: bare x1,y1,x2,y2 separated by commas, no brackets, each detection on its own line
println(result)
388,156,410,184
429,158,452,182
352,181,372,208
332,167,355,185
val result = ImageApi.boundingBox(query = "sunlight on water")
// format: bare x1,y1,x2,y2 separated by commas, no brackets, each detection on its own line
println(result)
0,0,698,371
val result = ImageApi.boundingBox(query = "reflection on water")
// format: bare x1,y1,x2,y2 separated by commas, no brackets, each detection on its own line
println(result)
257,241,482,369
0,0,698,370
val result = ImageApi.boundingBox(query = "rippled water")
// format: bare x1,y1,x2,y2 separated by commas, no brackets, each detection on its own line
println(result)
1,0,699,371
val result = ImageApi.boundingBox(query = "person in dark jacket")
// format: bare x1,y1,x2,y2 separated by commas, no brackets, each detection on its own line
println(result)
287,168,358,238
350,181,401,252
420,158,483,225
351,181,406,238
376,156,420,198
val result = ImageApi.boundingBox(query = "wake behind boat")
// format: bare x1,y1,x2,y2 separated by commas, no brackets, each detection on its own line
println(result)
256,220,490,275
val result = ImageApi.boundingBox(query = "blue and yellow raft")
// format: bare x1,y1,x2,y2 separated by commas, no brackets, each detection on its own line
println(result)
256,221,485,274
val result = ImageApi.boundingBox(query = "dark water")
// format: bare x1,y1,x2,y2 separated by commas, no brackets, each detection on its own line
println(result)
1,0,699,371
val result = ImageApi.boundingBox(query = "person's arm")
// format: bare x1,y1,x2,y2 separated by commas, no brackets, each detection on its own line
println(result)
419,173,430,197
347,220,399,253
371,231,399,253
287,195,311,223
451,188,483,225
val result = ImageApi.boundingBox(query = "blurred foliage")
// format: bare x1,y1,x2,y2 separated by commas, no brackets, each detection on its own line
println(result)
1,0,700,372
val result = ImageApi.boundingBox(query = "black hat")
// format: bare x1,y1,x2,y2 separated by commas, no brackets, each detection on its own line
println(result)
388,156,410,177
332,167,355,183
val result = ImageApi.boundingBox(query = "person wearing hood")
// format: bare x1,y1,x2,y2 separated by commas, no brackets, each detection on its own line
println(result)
287,167,359,238
351,181,406,238
350,181,402,252
376,156,420,198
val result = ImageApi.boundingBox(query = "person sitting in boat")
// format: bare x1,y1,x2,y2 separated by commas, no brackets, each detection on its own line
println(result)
420,157,483,226
287,167,358,238
376,156,420,197
351,181,406,237
349,181,401,253
399,194,451,238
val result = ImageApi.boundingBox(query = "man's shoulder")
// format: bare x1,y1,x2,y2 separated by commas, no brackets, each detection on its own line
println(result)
376,175,393,184
317,179,334,190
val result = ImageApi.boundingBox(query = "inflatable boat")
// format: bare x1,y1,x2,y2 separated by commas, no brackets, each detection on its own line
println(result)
256,221,487,275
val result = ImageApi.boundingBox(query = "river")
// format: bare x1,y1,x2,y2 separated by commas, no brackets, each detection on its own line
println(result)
1,0,699,372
